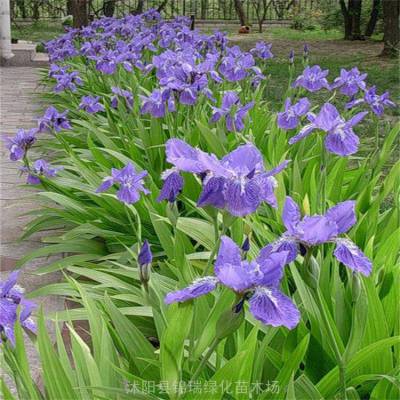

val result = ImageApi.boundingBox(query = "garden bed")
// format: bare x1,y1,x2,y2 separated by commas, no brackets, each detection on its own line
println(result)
2,9,399,400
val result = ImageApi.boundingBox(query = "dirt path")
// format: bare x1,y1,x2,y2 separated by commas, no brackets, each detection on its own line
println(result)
228,34,386,60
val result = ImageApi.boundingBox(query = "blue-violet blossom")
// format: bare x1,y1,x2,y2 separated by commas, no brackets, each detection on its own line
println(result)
264,197,372,276
289,103,367,156
210,91,254,132
22,159,62,185
331,67,367,97
79,95,105,113
5,128,37,161
163,139,288,216
293,65,330,92
0,271,36,346
277,97,311,130
96,162,149,204
165,236,300,329
37,106,71,133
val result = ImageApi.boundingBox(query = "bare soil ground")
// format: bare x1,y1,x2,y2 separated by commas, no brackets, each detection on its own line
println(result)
229,34,386,60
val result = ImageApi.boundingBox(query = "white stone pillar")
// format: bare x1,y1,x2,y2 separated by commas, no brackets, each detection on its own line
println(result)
0,0,14,60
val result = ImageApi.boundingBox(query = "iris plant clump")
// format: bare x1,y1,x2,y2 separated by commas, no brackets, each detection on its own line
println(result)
2,11,395,385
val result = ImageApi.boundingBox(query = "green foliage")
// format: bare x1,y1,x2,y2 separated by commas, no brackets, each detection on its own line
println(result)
2,31,400,400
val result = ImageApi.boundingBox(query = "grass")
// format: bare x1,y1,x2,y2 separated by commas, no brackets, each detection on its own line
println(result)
11,21,65,43
263,56,399,109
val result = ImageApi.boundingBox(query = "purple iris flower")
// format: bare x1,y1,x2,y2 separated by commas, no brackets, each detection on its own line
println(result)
165,236,300,329
288,50,295,65
96,162,149,205
92,51,117,74
22,159,62,185
140,89,176,118
219,46,255,82
331,68,367,97
111,86,134,109
250,66,266,88
48,64,68,78
250,42,274,60
164,139,288,216
79,96,105,113
293,65,330,92
53,70,82,93
290,103,368,156
0,271,36,346
158,62,209,106
210,30,228,52
346,86,396,117
157,169,184,203
210,91,254,132
364,86,396,116
5,128,37,161
277,98,311,130
37,106,71,133
265,197,372,276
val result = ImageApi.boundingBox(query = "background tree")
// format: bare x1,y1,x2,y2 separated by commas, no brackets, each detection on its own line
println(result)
272,0,297,20
339,0,353,39
67,0,74,15
351,0,363,39
364,0,381,37
339,0,364,40
32,0,40,20
157,0,169,12
72,0,88,27
251,0,273,32
103,0,116,17
133,0,144,15
201,0,208,19
381,0,400,57
16,0,26,18
234,0,248,26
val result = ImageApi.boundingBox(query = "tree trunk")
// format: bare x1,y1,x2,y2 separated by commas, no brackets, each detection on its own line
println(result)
381,0,400,57
234,0,248,25
16,0,26,18
364,0,380,37
103,0,116,17
201,0,208,19
157,0,169,12
351,0,363,39
258,20,263,32
340,0,353,40
133,0,144,15
67,0,74,15
32,0,40,20
72,0,88,28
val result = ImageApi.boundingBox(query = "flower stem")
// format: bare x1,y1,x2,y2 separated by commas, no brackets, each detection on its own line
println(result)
203,214,226,276
191,337,220,381
319,138,329,213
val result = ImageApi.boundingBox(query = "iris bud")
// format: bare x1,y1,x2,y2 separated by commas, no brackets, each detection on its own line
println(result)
241,237,250,253
303,44,309,61
138,240,152,289
289,50,295,65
